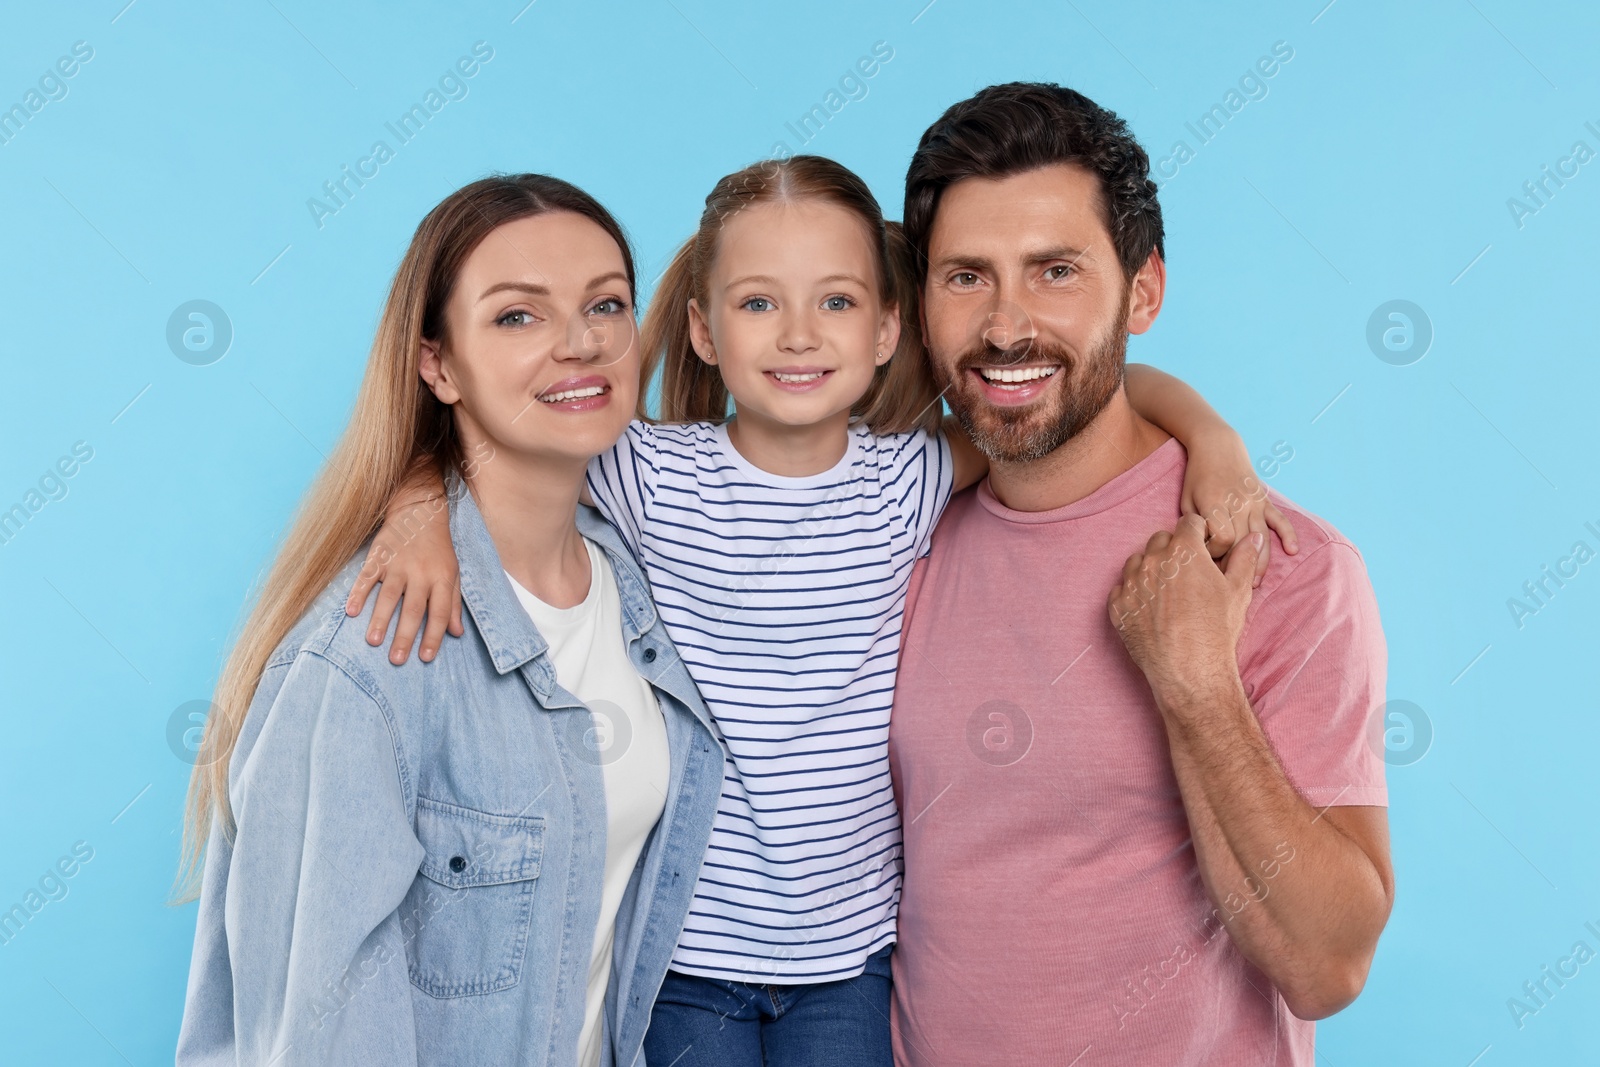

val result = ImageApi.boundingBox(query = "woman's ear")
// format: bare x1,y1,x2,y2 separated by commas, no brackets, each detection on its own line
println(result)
418,337,461,404
687,298,718,365
875,302,902,366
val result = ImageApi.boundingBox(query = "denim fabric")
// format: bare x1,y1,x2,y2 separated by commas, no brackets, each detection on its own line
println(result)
643,944,895,1067
176,476,725,1066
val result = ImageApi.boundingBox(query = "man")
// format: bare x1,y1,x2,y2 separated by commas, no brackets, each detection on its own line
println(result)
887,82,1393,1065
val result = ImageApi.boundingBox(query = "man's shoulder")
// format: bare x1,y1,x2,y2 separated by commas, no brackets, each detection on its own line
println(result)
1252,488,1376,620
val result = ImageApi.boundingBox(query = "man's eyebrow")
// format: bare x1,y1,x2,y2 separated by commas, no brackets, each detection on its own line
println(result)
1026,246,1092,266
929,253,996,274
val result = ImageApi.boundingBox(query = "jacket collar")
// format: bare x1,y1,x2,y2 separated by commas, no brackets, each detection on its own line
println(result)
447,470,659,678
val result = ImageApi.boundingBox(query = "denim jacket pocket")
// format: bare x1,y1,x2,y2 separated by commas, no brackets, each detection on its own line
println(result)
402,796,546,999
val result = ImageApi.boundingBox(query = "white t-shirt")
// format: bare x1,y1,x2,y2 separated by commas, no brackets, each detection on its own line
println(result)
504,537,670,1067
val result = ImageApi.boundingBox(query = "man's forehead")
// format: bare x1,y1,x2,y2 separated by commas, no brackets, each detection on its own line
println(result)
930,163,1107,250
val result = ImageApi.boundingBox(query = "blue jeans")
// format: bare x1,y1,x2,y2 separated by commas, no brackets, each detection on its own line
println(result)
643,944,895,1067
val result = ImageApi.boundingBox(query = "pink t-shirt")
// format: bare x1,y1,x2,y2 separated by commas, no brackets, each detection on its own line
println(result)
888,437,1387,1067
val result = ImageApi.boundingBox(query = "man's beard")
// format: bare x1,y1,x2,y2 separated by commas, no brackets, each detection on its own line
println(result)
942,292,1131,464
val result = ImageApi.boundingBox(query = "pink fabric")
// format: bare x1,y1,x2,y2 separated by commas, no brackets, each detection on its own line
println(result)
888,438,1387,1066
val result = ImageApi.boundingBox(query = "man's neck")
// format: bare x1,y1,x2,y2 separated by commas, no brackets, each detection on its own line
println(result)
986,389,1173,513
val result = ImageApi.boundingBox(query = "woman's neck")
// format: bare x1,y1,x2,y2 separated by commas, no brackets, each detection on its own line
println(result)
466,446,592,609
724,406,852,477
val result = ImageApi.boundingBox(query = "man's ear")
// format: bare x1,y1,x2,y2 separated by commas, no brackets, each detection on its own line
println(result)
687,299,717,365
1126,250,1167,336
419,337,460,404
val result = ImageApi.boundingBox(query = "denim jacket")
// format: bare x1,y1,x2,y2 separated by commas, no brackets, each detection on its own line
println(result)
176,477,725,1066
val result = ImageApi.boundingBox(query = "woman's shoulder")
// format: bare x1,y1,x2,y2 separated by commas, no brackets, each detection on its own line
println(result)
263,549,433,696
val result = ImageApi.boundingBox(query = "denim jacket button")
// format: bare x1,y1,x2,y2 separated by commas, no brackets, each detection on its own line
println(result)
449,855,467,873
642,648,657,662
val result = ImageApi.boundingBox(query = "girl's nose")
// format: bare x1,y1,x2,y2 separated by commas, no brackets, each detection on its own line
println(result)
777,309,821,354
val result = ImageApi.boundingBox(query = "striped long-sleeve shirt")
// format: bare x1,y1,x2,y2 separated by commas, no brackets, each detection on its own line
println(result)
586,419,954,983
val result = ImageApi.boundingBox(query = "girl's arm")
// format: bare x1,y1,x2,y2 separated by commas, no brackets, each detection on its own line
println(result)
346,464,461,665
945,415,990,492
347,463,601,665
1125,362,1298,585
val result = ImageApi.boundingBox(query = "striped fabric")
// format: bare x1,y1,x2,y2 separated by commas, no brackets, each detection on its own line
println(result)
586,419,953,982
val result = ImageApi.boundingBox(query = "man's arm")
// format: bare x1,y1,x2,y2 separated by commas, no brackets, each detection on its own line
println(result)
1109,517,1394,1019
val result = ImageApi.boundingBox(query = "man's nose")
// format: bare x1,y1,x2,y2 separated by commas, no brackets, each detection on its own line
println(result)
977,289,1039,358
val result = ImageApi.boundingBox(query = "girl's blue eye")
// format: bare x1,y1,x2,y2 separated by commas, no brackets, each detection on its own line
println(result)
742,297,773,313
823,295,854,312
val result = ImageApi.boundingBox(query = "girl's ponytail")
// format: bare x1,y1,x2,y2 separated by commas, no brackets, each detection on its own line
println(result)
640,236,730,423
852,220,943,435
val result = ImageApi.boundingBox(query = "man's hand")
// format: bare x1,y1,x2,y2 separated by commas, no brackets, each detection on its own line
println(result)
1108,514,1262,708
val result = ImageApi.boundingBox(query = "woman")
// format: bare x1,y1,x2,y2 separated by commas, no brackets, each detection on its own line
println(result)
174,175,723,1066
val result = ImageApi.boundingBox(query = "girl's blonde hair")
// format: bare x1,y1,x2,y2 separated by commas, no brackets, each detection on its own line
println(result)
640,155,942,434
173,174,636,904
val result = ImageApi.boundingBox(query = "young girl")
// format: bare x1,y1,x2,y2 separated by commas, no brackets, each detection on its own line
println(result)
351,155,1294,1064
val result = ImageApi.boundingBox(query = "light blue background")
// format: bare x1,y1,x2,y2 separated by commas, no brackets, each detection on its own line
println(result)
2,0,1596,1062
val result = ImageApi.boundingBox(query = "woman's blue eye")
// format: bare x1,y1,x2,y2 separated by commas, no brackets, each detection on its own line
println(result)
742,297,773,312
823,295,854,312
591,298,626,315
497,310,534,327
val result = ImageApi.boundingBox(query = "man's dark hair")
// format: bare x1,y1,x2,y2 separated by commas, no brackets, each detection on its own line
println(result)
903,82,1164,283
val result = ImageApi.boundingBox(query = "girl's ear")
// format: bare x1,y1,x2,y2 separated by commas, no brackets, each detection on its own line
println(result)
875,302,902,366
419,337,461,404
687,298,717,365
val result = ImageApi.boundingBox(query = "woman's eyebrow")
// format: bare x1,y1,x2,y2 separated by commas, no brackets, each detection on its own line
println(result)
586,270,629,290
476,272,628,302
478,280,550,301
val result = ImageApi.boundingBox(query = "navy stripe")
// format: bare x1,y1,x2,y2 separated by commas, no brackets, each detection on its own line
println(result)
583,420,953,981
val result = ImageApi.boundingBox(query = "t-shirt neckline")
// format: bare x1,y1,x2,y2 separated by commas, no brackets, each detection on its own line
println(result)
504,537,604,626
712,419,864,488
977,436,1184,524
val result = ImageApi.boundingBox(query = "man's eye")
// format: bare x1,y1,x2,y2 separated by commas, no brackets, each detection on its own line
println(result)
953,272,979,287
741,297,773,312
823,295,854,312
1046,265,1074,280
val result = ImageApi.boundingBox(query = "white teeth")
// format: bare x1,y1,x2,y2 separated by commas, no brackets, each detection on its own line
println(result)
771,371,826,383
979,365,1058,384
539,385,606,402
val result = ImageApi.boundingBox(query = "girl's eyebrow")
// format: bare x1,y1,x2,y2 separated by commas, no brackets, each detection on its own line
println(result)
724,272,870,288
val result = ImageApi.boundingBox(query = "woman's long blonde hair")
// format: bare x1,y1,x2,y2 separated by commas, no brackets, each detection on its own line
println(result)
173,174,637,903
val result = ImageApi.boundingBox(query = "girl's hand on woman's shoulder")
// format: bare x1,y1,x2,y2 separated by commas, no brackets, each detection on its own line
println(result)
346,477,463,665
